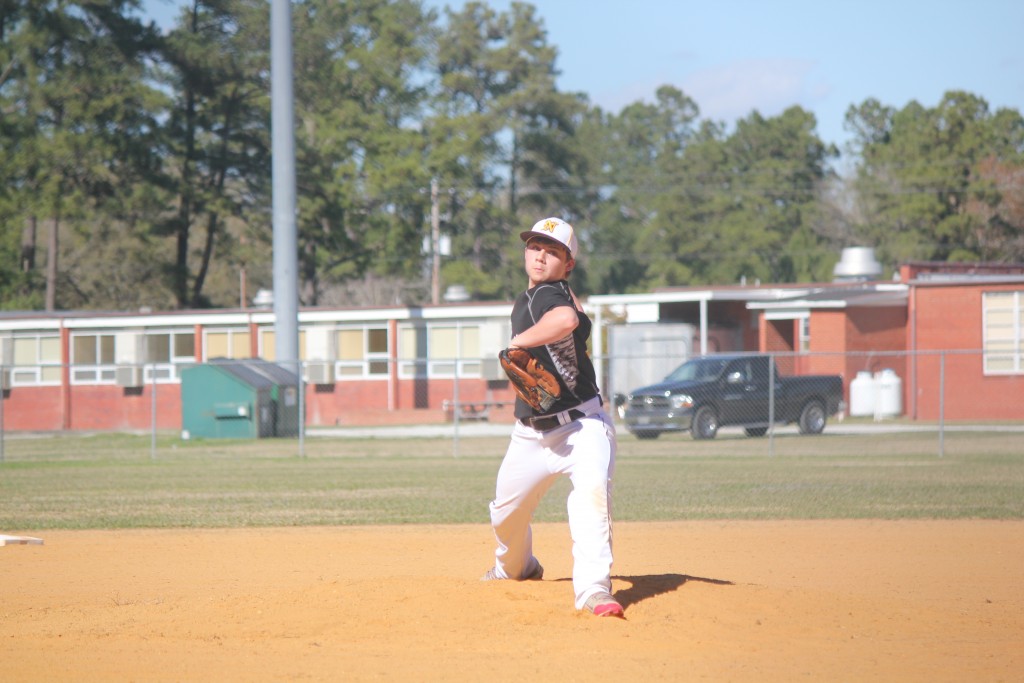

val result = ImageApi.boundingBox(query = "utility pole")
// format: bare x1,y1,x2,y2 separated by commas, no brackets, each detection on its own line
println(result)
46,216,58,311
431,178,440,305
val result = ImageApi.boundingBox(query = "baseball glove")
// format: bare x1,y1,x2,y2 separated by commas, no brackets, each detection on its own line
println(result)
499,347,561,412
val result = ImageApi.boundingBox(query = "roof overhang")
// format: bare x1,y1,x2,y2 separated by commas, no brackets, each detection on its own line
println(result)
746,284,908,313
587,287,815,307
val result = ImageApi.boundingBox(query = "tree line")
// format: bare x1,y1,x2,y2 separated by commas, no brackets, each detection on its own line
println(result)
2,0,1022,312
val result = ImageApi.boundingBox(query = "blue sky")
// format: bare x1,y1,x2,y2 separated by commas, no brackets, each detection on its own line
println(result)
141,0,1024,155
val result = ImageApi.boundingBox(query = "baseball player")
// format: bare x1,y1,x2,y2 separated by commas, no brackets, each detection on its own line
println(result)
481,217,623,618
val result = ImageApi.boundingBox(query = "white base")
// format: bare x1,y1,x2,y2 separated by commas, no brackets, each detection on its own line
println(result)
0,535,44,546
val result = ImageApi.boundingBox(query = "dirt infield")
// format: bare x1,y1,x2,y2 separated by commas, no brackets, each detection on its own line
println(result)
2,521,1022,682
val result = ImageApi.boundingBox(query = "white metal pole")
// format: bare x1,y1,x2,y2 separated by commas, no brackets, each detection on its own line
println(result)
271,0,299,378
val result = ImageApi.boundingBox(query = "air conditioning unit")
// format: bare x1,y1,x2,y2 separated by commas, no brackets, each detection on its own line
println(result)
115,365,145,387
481,357,505,381
306,361,335,384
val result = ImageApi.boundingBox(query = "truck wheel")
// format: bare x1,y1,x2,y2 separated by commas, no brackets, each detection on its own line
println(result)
744,427,768,437
633,430,661,440
692,406,718,440
798,400,826,435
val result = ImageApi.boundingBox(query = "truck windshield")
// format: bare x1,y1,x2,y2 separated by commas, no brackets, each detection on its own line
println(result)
663,358,729,383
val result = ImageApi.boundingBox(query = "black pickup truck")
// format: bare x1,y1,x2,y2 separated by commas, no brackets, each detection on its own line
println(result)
620,354,844,440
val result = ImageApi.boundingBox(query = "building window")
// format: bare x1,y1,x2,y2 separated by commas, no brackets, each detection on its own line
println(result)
336,326,389,379
71,333,116,383
799,317,811,352
257,328,307,362
983,291,1023,374
397,323,481,378
205,329,252,360
4,334,62,385
144,330,196,381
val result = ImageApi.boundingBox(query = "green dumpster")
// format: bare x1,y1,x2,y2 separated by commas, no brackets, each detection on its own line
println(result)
227,358,301,437
181,359,298,439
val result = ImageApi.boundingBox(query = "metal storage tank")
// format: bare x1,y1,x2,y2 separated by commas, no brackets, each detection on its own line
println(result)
874,369,903,417
849,371,877,417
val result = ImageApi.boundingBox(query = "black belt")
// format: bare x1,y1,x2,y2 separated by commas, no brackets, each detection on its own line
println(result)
522,408,586,432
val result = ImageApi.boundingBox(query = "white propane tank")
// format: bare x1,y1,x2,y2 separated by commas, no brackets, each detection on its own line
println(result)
874,369,903,418
849,370,877,417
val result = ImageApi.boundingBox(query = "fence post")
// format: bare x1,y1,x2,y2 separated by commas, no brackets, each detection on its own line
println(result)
938,351,945,458
767,353,775,458
1,364,5,463
452,359,461,458
298,361,306,458
150,363,157,460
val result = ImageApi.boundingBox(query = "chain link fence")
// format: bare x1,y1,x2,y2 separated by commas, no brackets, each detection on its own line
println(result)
1,350,1022,460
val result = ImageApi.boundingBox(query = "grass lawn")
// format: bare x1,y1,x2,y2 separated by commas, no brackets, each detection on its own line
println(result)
1,430,1022,529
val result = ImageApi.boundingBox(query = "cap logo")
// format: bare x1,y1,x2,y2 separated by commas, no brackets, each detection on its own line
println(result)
520,216,578,259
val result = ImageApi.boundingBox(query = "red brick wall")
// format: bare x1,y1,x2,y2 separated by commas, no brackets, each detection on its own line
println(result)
846,307,908,413
761,317,797,375
1,376,523,432
802,307,907,413
69,385,182,431
303,378,519,427
1,387,65,431
803,311,845,380
911,284,1024,420
2,385,183,432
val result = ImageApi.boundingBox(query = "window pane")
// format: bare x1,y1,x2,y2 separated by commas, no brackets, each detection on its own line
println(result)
13,338,37,365
41,366,62,383
985,291,1013,308
988,339,1014,353
368,328,388,353
207,332,228,359
261,329,276,360
147,334,171,363
369,360,389,375
460,326,480,357
99,335,115,364
174,333,195,359
983,291,1022,375
430,327,457,359
232,332,251,359
40,336,60,362
338,330,363,360
986,309,1014,327
73,336,96,364
986,356,1014,372
398,328,417,360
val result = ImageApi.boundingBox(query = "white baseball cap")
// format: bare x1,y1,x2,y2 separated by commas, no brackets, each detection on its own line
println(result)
519,217,578,259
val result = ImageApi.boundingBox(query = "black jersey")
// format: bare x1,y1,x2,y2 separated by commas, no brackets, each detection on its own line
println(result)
510,279,599,419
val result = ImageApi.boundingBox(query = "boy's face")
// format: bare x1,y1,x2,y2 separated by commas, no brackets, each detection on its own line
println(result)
524,237,573,287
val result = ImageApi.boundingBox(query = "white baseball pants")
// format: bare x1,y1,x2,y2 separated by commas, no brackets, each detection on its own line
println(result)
488,397,617,609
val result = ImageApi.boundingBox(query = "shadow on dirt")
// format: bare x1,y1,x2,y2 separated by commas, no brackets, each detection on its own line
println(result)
611,573,734,608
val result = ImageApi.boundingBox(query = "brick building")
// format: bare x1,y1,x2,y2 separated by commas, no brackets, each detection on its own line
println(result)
2,259,1023,432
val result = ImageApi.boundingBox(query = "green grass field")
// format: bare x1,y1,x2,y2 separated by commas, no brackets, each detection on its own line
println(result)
1,430,1022,529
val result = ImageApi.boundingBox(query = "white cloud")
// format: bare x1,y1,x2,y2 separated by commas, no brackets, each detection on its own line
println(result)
682,58,821,123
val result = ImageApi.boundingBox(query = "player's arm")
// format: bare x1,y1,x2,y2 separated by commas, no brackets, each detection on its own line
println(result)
509,305,578,349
